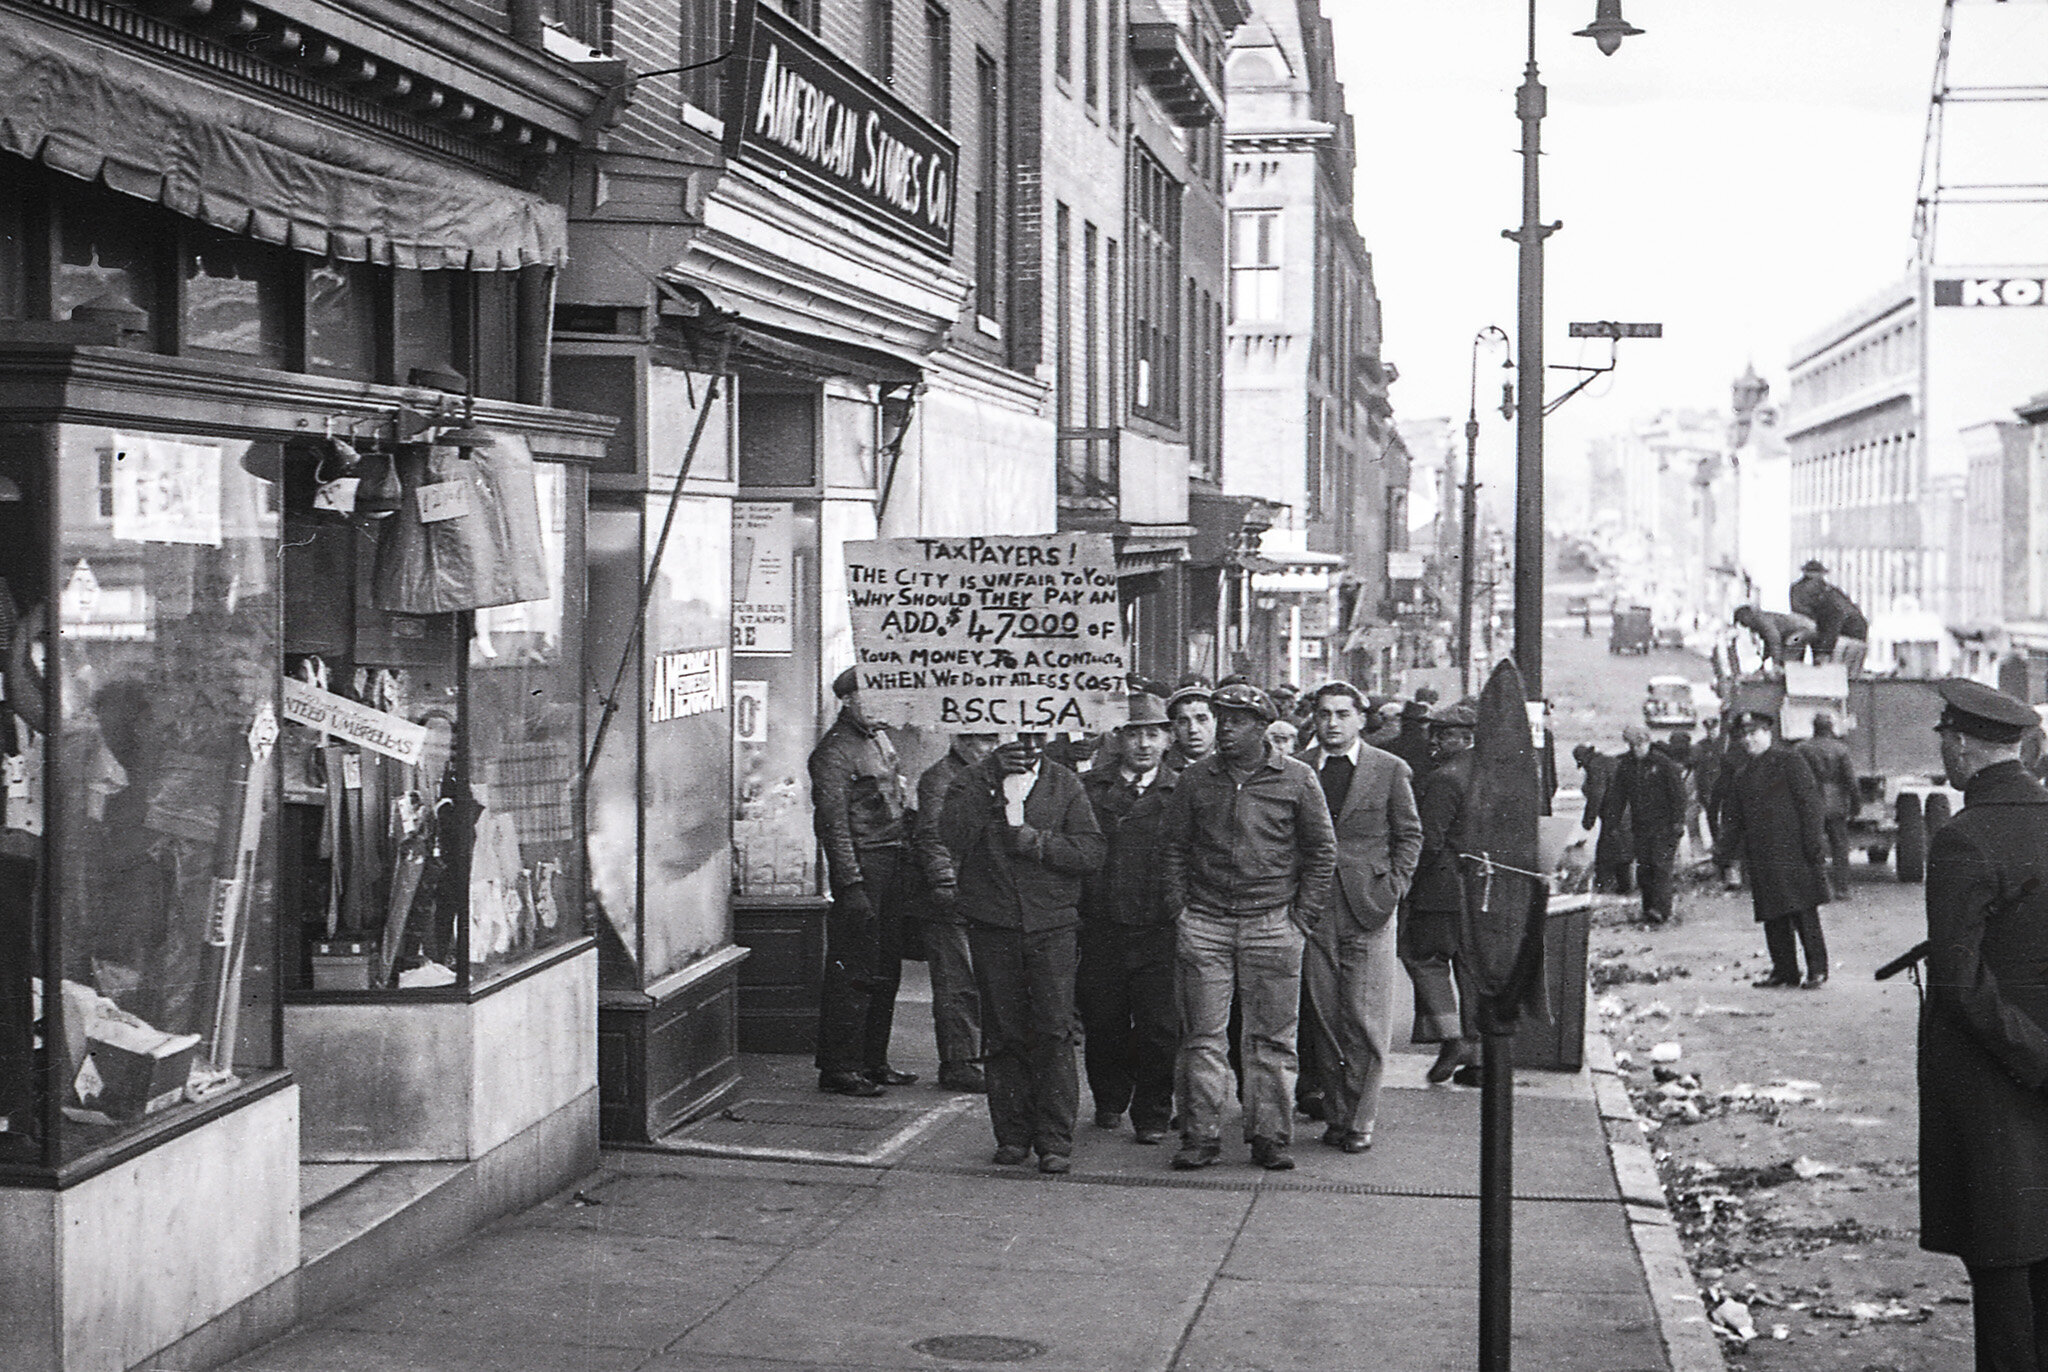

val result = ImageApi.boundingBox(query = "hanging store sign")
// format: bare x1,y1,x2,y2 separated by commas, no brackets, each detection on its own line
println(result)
281,678,430,766
1934,277,2048,307
733,501,796,655
844,534,1128,732
725,0,959,257
650,647,728,723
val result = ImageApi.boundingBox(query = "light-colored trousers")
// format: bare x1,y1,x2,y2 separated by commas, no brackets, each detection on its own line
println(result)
1176,907,1304,1146
1302,909,1398,1136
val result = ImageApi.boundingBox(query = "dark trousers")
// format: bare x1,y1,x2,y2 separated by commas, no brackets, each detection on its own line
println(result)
1635,832,1678,923
1593,856,1634,894
1762,907,1828,981
921,918,981,1065
967,922,1079,1158
1399,903,1477,1044
1076,921,1177,1131
1822,813,1852,896
816,847,907,1075
1967,1261,2048,1372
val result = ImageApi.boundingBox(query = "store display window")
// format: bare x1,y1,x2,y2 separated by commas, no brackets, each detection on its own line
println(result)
0,424,285,1170
276,431,586,996
731,499,821,899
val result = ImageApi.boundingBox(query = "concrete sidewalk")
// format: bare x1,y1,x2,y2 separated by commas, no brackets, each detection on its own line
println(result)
225,977,1717,1372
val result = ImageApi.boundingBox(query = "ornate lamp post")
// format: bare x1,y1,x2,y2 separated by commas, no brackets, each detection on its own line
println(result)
1461,326,1512,697
1487,6,1642,1370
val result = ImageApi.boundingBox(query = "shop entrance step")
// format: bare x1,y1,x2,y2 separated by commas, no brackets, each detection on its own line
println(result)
297,1160,466,1321
648,1094,970,1165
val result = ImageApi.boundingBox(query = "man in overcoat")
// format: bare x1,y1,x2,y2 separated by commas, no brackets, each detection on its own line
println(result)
1920,678,2048,1371
912,732,998,1092
1602,724,1688,925
808,668,917,1096
1077,693,1182,1144
940,733,1105,1173
1716,710,1832,988
1404,705,1480,1085
1296,681,1422,1151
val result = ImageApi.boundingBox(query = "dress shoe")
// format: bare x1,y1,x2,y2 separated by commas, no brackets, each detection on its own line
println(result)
991,1144,1031,1166
1133,1127,1168,1145
1296,1094,1327,1121
1800,972,1829,990
1426,1042,1465,1085
1340,1130,1373,1154
865,1065,918,1086
1094,1109,1123,1130
1250,1138,1295,1171
1450,1064,1483,1088
819,1071,885,1097
937,1063,987,1093
1320,1126,1346,1149
1038,1153,1071,1175
1751,973,1798,989
1171,1140,1221,1170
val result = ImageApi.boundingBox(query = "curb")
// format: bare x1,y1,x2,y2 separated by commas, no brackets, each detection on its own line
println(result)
1585,1023,1727,1372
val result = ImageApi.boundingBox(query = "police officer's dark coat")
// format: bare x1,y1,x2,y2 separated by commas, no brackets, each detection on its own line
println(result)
1919,759,2048,1267
1715,743,1831,920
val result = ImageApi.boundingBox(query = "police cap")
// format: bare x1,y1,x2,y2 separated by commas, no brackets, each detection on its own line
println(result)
1211,682,1278,723
1934,677,2036,744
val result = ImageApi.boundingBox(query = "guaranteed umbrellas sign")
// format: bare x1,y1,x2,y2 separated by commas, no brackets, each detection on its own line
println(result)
844,534,1127,732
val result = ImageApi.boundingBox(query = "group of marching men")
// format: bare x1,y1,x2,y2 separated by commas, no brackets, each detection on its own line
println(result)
805,669,1492,1175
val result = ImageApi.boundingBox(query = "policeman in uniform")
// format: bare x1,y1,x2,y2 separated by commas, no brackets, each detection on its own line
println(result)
1920,678,2048,1370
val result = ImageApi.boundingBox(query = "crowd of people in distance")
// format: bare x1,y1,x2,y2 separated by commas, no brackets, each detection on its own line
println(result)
806,668,1504,1173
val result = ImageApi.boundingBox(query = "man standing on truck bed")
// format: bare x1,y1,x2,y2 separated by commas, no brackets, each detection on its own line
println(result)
1790,560,1869,676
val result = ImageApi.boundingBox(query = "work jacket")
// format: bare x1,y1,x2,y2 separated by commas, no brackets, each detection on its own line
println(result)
1161,744,1336,926
1410,748,1475,913
807,711,909,893
1079,759,1181,927
939,756,1105,933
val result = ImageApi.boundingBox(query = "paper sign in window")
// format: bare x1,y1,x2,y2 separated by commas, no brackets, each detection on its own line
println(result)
110,435,223,547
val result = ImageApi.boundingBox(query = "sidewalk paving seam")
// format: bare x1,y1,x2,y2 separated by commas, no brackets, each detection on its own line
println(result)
1161,1181,1260,1372
884,1159,1620,1201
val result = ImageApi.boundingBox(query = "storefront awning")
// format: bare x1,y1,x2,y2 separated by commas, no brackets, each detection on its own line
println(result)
0,15,567,269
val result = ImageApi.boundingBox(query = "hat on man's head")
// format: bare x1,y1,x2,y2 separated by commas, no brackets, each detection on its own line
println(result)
1622,723,1652,746
832,666,860,698
1572,743,1595,765
1428,704,1477,730
1413,686,1441,705
1120,693,1171,729
1934,677,2036,744
1732,709,1777,733
1801,559,1828,575
1167,684,1213,717
1211,682,1278,723
1401,699,1432,721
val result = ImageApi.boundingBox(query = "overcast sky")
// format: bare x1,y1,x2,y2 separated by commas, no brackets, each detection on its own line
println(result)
1325,0,2048,486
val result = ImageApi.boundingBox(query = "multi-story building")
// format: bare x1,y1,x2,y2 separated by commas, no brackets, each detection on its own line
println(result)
1221,0,1398,687
0,0,619,1365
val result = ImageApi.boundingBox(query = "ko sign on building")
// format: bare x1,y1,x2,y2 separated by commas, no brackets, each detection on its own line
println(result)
1934,277,2048,308
725,0,959,257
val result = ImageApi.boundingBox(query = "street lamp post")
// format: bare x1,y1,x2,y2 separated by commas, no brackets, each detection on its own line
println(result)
1461,326,1511,697
1485,5,1641,1370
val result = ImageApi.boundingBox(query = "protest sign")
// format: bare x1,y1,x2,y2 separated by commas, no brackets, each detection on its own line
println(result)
844,534,1128,732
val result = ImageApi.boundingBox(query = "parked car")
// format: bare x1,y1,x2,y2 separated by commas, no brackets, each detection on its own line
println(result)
1643,676,1699,728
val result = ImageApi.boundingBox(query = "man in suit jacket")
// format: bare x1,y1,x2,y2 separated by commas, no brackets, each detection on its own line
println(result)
1296,682,1423,1151
941,734,1106,1173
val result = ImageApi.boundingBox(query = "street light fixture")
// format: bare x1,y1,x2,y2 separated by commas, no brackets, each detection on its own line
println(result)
1486,6,1642,1372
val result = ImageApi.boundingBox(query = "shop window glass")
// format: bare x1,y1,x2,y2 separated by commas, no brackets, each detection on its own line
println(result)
468,460,587,983
469,272,519,402
395,270,457,384
737,388,817,488
732,500,819,897
822,393,877,489
45,426,282,1164
648,365,731,482
183,232,295,367
307,260,379,380
584,497,643,977
56,194,162,348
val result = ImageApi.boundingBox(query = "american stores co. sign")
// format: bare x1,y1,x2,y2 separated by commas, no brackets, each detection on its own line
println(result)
725,0,959,257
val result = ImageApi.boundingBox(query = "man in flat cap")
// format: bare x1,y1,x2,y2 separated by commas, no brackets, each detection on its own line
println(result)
1162,682,1336,1171
1790,560,1869,677
1166,684,1217,773
1296,681,1422,1152
1716,710,1832,988
1918,677,2048,1370
1077,693,1183,1143
809,667,917,1095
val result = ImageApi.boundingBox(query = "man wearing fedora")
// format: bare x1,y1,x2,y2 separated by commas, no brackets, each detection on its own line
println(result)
1790,559,1869,677
1076,692,1182,1144
1161,683,1335,1171
1917,678,2048,1371
1296,681,1422,1152
808,667,919,1096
